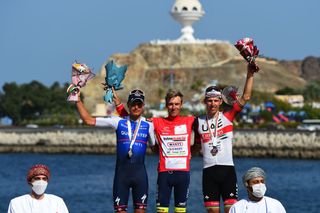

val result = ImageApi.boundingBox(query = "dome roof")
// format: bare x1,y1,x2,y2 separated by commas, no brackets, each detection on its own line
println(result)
172,0,203,13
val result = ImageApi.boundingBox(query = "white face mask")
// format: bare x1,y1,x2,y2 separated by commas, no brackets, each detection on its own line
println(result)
32,180,48,195
251,183,267,198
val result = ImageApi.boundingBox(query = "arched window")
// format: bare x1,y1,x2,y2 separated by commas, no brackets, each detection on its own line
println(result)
182,7,188,11
174,6,178,11
192,7,198,11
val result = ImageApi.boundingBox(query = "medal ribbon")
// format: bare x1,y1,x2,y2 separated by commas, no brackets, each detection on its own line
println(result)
127,118,142,152
206,113,219,147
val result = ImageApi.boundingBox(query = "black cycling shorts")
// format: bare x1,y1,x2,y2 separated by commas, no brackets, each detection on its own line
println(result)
202,165,238,202
113,164,148,212
156,171,190,208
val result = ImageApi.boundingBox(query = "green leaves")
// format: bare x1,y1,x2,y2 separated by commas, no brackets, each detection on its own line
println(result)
0,81,78,125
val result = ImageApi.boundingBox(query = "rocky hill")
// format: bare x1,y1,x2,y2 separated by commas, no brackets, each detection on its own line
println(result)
301,56,320,81
82,42,307,112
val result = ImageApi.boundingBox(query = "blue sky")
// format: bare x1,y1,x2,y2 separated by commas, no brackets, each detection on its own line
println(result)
1,0,319,89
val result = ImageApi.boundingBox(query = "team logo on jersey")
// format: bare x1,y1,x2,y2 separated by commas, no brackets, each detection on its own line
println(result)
201,123,215,132
167,142,183,147
138,124,148,131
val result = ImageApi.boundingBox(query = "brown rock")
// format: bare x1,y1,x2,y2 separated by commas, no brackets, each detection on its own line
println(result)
82,42,307,112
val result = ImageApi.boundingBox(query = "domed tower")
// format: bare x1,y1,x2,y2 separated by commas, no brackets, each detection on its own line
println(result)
171,0,205,42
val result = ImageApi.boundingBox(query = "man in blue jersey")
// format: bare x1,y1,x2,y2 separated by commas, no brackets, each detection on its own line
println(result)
76,89,155,213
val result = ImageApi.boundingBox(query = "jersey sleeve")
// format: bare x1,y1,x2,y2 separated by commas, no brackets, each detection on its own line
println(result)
115,103,129,117
95,116,121,129
224,101,243,122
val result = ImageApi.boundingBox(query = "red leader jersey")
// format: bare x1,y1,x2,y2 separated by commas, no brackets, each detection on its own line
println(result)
153,116,194,172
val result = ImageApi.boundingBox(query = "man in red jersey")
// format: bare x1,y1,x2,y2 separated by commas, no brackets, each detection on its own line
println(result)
115,89,194,213
193,64,257,213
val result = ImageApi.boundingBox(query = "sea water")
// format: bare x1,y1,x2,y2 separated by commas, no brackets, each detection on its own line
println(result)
0,154,319,212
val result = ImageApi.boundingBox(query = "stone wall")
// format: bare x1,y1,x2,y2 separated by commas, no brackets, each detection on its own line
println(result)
0,129,319,159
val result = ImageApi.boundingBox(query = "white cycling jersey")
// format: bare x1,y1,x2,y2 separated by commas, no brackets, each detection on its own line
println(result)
195,102,242,168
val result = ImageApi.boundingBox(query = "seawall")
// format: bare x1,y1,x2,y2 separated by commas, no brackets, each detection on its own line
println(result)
0,128,319,159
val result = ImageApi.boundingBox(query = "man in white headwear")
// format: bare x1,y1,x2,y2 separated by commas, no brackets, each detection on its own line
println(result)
229,167,286,213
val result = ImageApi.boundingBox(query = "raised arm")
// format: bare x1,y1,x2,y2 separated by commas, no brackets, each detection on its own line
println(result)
76,96,96,126
112,86,121,106
112,87,129,117
238,63,257,106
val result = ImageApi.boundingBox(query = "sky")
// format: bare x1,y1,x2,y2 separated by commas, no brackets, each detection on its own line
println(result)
1,0,320,90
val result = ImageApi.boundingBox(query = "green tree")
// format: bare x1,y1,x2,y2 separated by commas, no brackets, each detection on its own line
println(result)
0,81,78,125
275,87,301,95
20,81,49,120
259,110,273,122
251,91,274,105
302,104,320,119
303,81,320,101
190,80,204,92
0,92,4,118
0,83,23,124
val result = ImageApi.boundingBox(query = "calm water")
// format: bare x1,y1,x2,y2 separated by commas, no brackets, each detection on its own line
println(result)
0,154,319,213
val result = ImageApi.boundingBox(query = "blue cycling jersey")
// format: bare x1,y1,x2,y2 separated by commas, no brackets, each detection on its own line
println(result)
96,116,155,165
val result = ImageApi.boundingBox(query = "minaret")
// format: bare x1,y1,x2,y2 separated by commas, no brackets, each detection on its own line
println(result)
171,0,205,42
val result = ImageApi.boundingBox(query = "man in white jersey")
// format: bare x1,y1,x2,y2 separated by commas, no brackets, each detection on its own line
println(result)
7,164,69,213
193,64,257,213
229,167,286,213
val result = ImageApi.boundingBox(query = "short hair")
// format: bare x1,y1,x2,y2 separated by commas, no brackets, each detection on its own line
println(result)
165,89,183,105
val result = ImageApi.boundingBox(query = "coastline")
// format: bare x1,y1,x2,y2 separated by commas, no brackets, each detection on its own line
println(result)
0,128,319,159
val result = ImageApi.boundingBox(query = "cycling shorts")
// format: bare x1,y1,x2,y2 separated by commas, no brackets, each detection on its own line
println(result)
113,164,148,212
202,165,238,204
156,171,190,208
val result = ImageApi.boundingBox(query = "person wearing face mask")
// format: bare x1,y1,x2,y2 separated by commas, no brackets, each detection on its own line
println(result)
229,167,286,213
7,164,69,213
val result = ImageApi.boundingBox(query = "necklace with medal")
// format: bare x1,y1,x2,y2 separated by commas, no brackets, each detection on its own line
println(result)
127,117,141,158
206,113,219,156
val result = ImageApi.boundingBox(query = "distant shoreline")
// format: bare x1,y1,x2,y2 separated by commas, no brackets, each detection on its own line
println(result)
0,128,319,159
